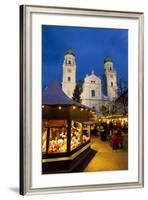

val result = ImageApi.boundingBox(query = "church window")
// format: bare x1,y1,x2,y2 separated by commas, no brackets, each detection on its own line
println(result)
91,80,95,83
68,60,71,64
111,82,113,87
91,90,95,97
68,77,71,82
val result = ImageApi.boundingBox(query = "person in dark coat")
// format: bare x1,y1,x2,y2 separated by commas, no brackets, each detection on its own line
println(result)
117,130,123,149
99,124,105,141
111,129,118,149
94,124,98,137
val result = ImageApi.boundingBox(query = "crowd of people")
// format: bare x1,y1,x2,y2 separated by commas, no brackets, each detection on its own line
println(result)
90,121,128,150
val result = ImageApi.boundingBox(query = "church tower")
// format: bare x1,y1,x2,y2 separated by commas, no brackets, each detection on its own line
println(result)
103,57,118,100
62,49,76,98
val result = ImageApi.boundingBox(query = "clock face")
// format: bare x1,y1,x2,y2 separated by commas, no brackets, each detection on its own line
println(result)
68,68,72,73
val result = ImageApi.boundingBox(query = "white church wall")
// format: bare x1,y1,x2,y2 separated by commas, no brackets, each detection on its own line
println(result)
81,71,102,112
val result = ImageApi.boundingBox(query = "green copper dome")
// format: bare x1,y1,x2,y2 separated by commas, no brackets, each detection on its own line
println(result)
65,49,75,56
104,56,112,63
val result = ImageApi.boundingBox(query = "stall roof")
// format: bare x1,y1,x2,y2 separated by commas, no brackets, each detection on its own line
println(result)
42,80,89,109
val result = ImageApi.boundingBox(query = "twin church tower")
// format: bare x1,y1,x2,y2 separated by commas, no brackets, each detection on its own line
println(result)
62,49,118,113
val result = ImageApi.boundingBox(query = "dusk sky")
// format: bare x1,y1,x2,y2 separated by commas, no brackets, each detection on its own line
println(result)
42,25,128,89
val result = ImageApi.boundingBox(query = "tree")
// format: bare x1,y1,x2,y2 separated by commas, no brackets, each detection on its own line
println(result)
100,105,109,116
72,82,83,103
116,90,128,115
116,78,128,115
117,78,128,96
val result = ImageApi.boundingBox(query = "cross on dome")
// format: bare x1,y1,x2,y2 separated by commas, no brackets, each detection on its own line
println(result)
92,69,95,74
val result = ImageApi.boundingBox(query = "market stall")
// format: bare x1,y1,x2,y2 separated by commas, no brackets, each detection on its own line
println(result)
42,80,95,173
97,114,128,149
98,114,128,129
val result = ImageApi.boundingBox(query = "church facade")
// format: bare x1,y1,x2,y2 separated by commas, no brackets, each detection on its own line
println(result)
62,49,118,115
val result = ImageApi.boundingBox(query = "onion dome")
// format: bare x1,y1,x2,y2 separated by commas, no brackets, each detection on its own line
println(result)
104,56,112,63
65,48,75,56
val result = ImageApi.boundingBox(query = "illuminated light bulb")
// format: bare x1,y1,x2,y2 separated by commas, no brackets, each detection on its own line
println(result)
80,108,84,111
58,106,62,110
42,105,44,108
73,106,76,110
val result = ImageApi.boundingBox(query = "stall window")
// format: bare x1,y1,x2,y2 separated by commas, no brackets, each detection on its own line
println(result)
71,121,90,151
42,128,47,154
82,124,90,143
42,120,67,154
71,121,82,151
48,127,67,153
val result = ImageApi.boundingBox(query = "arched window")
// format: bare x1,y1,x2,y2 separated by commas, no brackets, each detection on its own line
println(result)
111,82,113,87
68,77,71,82
68,60,71,64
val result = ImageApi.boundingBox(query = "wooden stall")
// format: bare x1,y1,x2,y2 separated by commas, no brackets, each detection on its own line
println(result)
42,80,95,173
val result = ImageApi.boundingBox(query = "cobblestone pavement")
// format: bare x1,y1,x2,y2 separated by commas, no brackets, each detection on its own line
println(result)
84,136,128,172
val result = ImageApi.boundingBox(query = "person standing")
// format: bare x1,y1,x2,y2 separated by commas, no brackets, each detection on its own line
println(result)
111,131,118,149
118,130,123,149
99,124,105,141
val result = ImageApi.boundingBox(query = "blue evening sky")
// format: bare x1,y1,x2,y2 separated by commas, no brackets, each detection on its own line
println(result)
42,25,128,89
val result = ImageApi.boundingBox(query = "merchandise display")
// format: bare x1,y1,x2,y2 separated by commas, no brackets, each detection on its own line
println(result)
48,127,67,153
42,126,67,154
42,120,90,154
48,138,67,153
82,124,90,143
71,121,90,151
42,128,47,154
71,121,82,150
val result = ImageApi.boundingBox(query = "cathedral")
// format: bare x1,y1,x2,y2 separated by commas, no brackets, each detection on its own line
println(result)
62,49,118,115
